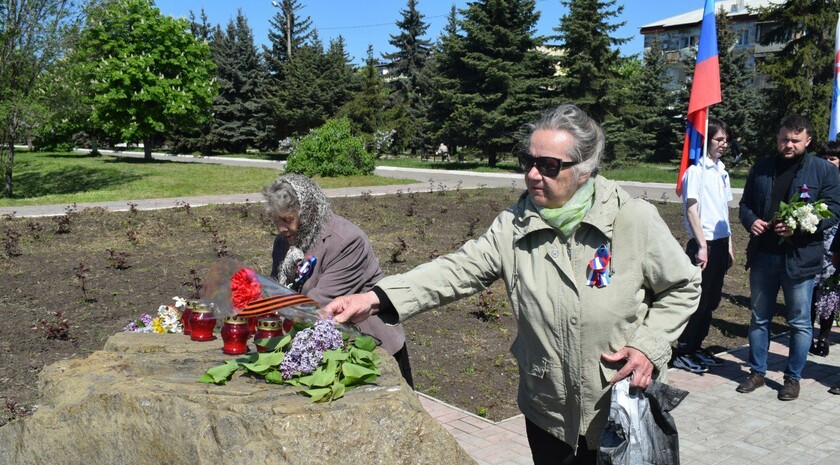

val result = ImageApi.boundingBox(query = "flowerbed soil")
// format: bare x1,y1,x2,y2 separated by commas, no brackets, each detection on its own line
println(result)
0,186,790,425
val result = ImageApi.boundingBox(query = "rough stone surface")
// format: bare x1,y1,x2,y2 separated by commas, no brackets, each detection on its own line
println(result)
0,333,476,465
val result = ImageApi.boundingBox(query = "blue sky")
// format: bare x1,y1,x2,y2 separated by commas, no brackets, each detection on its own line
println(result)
153,0,698,65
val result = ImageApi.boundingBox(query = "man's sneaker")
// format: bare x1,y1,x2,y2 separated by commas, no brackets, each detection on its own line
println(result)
671,353,709,373
778,377,800,401
694,348,724,367
736,372,765,393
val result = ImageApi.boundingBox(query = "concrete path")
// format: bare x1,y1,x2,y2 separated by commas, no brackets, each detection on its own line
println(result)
420,327,840,465
0,151,742,217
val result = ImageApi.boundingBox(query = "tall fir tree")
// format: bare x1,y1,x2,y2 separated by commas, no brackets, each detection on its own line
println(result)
637,35,682,162
756,0,838,150
207,10,265,153
553,0,627,123
427,5,466,161
382,0,433,154
263,0,314,76
341,45,388,140
711,7,761,160
446,0,557,166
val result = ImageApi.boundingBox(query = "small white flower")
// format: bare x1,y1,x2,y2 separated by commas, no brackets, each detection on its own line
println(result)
173,296,188,308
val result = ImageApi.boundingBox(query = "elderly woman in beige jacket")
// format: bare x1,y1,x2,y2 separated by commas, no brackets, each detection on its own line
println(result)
324,104,700,464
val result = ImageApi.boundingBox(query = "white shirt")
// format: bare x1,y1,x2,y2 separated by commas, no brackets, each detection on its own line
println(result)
682,156,733,241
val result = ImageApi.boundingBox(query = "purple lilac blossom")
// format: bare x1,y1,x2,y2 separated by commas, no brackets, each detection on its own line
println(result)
814,289,839,320
280,319,344,379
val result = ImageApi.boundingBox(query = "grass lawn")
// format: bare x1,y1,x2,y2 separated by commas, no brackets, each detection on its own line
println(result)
0,152,415,207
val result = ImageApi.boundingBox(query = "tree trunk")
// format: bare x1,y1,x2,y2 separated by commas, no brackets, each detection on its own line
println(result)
143,138,152,161
91,138,99,156
4,140,15,198
488,150,497,167
454,145,463,163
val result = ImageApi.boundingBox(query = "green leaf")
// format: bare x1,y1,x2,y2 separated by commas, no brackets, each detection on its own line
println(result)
204,360,240,383
331,381,346,400
265,370,285,384
322,349,349,362
254,334,291,351
294,373,315,387
302,387,332,403
241,362,272,374
342,362,377,381
198,373,225,385
353,335,377,352
257,351,285,367
309,366,336,387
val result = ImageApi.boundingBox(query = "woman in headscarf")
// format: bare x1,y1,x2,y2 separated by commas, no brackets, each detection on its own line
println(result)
263,174,413,387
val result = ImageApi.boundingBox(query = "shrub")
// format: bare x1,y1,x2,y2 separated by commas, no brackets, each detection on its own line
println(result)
285,117,375,177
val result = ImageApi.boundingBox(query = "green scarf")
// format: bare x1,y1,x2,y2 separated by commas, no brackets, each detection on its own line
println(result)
535,178,595,238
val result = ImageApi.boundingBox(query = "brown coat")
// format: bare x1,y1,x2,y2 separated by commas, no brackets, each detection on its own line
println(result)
273,214,406,355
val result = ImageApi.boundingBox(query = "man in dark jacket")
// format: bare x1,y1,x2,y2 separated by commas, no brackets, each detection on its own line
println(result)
737,114,840,400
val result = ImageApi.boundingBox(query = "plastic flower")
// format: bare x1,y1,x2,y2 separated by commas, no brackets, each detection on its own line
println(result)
151,317,165,334
173,296,188,309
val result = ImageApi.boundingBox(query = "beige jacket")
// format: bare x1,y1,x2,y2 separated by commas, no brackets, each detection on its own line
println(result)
376,176,700,447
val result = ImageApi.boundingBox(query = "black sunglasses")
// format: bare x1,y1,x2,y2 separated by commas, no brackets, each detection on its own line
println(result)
517,153,579,177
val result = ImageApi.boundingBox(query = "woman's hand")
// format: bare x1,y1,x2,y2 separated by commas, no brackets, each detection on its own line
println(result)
601,347,654,389
321,291,380,324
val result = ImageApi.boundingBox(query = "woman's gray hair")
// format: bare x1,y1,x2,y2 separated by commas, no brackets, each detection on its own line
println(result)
263,174,331,285
522,104,604,178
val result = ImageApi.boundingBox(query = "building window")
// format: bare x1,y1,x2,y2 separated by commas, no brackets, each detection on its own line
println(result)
738,29,751,46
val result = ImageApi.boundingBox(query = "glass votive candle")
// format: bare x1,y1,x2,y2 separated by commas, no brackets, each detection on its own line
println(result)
180,303,194,336
247,316,257,336
254,317,284,352
221,316,250,355
189,304,217,341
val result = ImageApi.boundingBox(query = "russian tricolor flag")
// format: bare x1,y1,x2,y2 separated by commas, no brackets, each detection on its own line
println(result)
829,13,840,142
676,0,721,196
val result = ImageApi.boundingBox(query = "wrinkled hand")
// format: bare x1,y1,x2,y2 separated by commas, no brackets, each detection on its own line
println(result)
773,221,793,237
321,291,380,324
750,219,769,236
601,347,654,389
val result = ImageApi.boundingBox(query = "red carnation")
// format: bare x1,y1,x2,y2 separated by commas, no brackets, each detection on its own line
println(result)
231,268,263,311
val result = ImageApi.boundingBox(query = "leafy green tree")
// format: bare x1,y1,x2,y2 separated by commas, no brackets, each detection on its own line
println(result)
711,7,761,158
1,0,82,197
382,0,432,154
207,10,265,153
755,0,837,148
553,0,627,123
75,0,216,160
285,117,375,177
446,0,557,166
340,45,389,142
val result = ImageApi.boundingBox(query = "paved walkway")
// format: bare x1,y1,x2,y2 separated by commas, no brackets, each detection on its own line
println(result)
419,327,840,465
0,151,742,217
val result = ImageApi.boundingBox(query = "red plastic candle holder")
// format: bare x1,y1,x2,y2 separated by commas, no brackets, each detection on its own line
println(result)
221,316,250,355
189,304,217,341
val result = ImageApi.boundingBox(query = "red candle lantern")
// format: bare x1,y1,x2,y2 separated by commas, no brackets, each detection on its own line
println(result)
254,317,284,352
221,316,250,355
189,304,217,341
180,302,194,336
247,316,257,335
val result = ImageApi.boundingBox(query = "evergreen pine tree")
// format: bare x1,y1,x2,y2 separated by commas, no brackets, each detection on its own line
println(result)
638,35,682,162
340,45,388,140
382,0,433,154
711,7,761,161
264,0,314,77
553,0,628,123
427,5,466,161
208,10,265,153
448,0,557,166
755,0,836,148
275,34,330,138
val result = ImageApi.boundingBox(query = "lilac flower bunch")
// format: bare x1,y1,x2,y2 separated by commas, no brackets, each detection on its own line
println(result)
123,313,154,332
279,318,344,379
